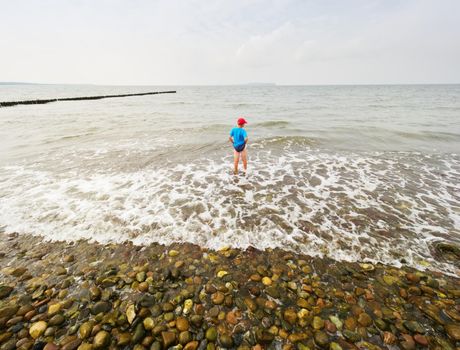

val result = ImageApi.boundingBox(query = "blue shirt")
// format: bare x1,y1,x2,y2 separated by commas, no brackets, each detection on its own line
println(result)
230,127,247,147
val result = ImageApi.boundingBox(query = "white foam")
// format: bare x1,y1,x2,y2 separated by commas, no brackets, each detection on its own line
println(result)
0,146,459,275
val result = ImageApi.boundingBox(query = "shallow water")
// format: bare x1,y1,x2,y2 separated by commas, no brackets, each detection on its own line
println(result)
0,84,459,274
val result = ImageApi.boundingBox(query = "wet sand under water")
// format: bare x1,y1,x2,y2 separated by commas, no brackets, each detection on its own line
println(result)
0,232,459,350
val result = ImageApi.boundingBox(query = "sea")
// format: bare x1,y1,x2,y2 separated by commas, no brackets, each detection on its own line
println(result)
0,84,459,275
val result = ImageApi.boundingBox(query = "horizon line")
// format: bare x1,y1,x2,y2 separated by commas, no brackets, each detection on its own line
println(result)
1,81,460,87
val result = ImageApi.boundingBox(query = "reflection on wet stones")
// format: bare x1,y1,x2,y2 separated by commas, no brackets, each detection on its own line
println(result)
0,233,459,349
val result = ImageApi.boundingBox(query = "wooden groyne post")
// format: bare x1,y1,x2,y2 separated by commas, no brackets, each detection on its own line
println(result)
0,90,176,108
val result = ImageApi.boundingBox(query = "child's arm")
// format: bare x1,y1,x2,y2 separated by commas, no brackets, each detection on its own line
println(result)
229,136,233,143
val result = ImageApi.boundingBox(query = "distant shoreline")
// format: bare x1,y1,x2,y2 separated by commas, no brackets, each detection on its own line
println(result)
1,82,459,87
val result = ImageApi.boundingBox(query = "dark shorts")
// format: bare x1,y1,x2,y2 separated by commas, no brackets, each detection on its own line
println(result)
234,143,246,153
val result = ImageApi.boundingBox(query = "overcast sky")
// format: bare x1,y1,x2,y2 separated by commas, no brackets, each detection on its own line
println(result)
1,0,459,85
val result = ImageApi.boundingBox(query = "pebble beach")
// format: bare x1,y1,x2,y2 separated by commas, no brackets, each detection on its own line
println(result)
1,232,459,350
1,85,459,349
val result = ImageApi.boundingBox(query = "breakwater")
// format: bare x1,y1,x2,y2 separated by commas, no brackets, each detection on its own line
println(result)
0,91,176,107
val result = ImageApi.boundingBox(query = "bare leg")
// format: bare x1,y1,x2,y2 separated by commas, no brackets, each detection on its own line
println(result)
241,148,248,172
233,150,240,174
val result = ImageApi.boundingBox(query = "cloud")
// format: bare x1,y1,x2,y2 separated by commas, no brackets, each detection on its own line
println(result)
0,0,459,84
235,22,298,67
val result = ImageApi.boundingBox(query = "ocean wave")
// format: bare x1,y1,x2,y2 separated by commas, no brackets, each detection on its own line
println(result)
395,130,460,142
253,120,290,128
1,147,459,275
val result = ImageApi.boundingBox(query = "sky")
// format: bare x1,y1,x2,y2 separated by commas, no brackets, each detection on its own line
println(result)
1,0,459,85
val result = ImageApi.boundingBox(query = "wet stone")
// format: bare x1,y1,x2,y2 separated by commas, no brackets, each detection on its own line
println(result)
138,282,149,292
61,339,82,350
330,342,343,350
191,315,203,327
324,320,337,333
91,301,111,315
143,317,154,330
382,332,396,345
11,267,27,277
265,286,280,298
208,306,220,318
211,291,225,305
406,273,420,283
79,322,93,339
283,308,297,325
44,327,56,337
89,286,101,301
206,327,218,342
93,330,110,349
262,277,272,286
314,331,329,347
312,316,325,330
150,341,162,350
0,285,13,299
0,306,18,319
132,323,145,344
48,314,65,326
56,266,67,275
0,333,12,344
176,317,190,332
15,339,33,350
357,313,372,327
136,271,146,282
445,324,460,341
403,321,425,334
162,302,174,312
329,316,343,330
30,321,47,339
375,318,387,331
43,343,59,350
344,317,357,331
184,341,199,350
219,334,233,348
342,330,361,343
400,334,415,350
179,331,192,345
413,334,428,346
162,331,177,348
0,340,16,350
63,254,75,262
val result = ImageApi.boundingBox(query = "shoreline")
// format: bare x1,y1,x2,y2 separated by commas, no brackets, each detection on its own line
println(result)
0,232,459,350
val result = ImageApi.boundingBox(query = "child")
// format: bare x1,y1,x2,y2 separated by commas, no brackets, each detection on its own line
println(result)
229,117,248,174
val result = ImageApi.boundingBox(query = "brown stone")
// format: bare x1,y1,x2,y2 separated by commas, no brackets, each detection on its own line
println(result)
138,282,149,292
413,334,428,346
61,339,82,350
225,311,238,325
445,324,460,340
400,334,415,350
357,313,372,327
344,317,357,331
324,320,337,333
161,331,176,348
184,341,199,350
382,331,396,345
211,291,225,305
406,273,420,283
176,317,189,332
283,308,297,325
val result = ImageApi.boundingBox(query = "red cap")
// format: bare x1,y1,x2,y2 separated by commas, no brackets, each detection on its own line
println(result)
237,117,248,125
